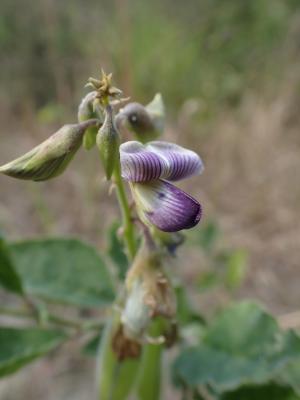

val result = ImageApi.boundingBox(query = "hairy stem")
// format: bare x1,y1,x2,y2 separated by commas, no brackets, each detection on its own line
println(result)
113,160,137,260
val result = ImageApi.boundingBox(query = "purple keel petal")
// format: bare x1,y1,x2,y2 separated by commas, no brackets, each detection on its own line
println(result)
120,141,168,182
131,180,202,232
148,141,204,181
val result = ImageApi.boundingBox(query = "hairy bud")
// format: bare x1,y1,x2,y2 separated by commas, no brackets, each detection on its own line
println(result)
0,120,98,181
78,91,103,150
116,93,165,143
96,105,120,180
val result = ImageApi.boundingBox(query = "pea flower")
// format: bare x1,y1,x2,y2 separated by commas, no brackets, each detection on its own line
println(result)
120,141,204,232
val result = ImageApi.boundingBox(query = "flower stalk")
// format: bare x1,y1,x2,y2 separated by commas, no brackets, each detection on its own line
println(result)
113,159,137,261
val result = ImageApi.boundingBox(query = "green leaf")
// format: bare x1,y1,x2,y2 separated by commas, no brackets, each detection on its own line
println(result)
172,301,300,393
222,384,300,400
107,222,129,279
82,333,102,357
278,344,300,396
9,238,114,307
0,234,23,295
0,327,66,377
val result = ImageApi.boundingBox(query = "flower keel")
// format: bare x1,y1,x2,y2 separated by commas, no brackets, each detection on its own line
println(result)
131,180,202,232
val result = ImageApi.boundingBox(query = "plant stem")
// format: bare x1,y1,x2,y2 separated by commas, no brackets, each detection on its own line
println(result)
0,306,103,331
113,160,137,260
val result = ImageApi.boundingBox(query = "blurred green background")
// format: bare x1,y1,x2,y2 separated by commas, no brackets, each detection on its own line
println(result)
0,0,298,121
1,0,300,399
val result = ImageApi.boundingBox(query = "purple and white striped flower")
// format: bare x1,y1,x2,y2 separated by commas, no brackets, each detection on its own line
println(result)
120,141,204,232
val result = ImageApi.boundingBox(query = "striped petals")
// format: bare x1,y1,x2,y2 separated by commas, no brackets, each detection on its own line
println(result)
120,141,203,183
148,141,203,181
131,180,202,232
120,141,168,182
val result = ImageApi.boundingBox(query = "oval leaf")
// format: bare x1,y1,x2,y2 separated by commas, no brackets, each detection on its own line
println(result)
0,235,23,295
0,327,66,377
9,238,114,308
172,302,300,393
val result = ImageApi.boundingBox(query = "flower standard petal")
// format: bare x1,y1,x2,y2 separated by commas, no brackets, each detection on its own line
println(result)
120,140,204,185
131,180,202,232
120,141,168,182
147,141,204,181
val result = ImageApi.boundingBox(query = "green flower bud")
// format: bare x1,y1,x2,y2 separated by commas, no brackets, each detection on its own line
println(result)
0,120,97,181
116,93,165,143
96,105,120,180
78,91,104,150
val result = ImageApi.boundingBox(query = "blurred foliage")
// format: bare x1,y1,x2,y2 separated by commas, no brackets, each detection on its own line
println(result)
0,327,66,377
189,219,248,294
0,0,299,122
172,301,300,399
0,233,23,294
107,221,129,280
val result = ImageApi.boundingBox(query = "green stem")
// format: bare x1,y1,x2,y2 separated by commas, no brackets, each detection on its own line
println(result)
113,160,137,260
136,319,163,400
0,306,103,331
97,313,140,400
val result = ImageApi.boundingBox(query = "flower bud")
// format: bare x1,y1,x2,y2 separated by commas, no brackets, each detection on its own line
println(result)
116,93,165,143
96,105,120,180
0,121,97,181
121,245,176,342
78,91,104,150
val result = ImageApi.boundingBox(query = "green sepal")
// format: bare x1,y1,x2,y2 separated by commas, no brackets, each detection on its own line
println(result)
78,91,103,150
83,127,98,150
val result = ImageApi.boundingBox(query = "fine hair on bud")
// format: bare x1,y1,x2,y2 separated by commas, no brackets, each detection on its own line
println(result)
96,104,120,180
0,120,98,181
